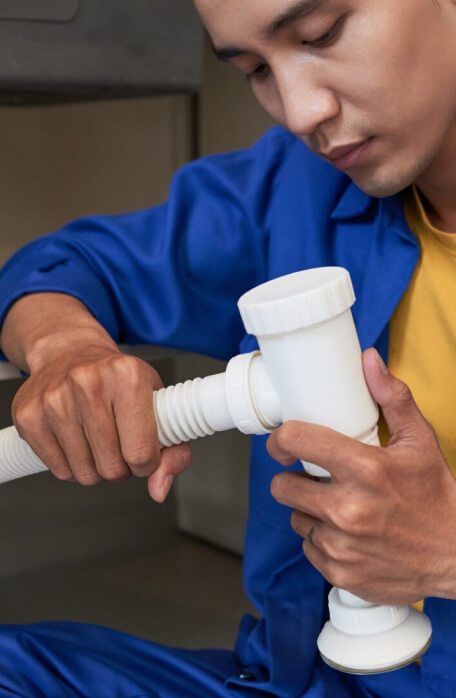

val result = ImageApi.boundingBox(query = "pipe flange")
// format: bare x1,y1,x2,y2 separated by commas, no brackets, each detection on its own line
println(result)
225,352,270,434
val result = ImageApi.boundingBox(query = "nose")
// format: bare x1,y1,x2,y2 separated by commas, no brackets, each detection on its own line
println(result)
276,69,340,137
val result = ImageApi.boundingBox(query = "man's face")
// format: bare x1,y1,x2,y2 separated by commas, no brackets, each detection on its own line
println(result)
195,0,456,197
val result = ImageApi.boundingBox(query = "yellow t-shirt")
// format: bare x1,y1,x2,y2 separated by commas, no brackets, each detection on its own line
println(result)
380,185,456,613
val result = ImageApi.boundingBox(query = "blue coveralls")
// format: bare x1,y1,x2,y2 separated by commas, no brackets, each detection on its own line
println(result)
0,126,454,698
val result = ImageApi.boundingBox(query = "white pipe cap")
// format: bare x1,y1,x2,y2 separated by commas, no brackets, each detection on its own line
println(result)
238,267,355,337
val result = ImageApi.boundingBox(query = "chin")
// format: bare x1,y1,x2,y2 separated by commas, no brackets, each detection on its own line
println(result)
350,168,415,199
352,141,442,199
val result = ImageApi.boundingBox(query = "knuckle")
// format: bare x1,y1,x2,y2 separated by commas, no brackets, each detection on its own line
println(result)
43,387,67,415
77,470,101,486
69,364,102,394
394,379,413,403
332,500,369,536
420,420,439,448
290,510,308,537
110,472,131,483
358,453,384,486
13,401,40,434
125,442,157,471
391,380,416,417
175,443,192,471
50,465,74,482
70,458,98,484
110,355,144,386
72,456,95,472
290,510,301,534
150,367,164,390
323,537,353,564
275,421,301,451
98,463,130,482
270,474,283,500
329,567,354,591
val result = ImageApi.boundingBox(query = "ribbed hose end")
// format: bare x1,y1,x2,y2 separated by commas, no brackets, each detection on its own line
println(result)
153,378,215,448
0,425,47,484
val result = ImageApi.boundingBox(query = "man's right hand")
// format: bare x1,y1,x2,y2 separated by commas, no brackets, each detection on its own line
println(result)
1,293,191,502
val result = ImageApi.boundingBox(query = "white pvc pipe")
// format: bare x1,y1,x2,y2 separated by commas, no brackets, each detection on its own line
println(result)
0,351,281,484
0,426,47,484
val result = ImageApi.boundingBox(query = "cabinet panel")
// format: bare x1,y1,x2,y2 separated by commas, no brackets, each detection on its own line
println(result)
0,0,203,101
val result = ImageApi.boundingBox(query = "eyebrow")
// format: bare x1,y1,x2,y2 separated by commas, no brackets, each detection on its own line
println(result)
212,0,325,61
264,0,325,37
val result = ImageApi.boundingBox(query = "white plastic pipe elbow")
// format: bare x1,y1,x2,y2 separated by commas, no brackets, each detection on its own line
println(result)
153,351,282,448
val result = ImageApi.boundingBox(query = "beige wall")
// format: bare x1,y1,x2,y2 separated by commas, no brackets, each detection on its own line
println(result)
199,34,275,156
0,95,193,265
0,33,274,266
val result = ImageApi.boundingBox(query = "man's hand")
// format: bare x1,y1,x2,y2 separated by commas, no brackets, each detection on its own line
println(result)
267,347,456,605
2,293,190,501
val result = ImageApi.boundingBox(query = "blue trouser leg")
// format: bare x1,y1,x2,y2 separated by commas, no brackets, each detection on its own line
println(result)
0,622,241,698
0,620,441,698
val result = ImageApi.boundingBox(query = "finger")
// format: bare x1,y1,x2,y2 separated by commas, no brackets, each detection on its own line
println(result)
68,363,139,480
52,422,103,485
362,348,428,444
47,385,128,483
302,536,342,587
147,442,192,503
112,379,161,479
290,509,319,540
32,435,76,482
16,420,74,482
37,380,106,484
270,471,335,522
267,420,373,480
80,414,131,483
292,509,359,567
13,396,78,482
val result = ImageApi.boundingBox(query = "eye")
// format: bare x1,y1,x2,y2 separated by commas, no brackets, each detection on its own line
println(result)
247,63,269,81
304,16,344,49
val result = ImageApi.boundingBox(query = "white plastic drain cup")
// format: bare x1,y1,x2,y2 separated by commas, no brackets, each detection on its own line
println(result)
237,267,432,673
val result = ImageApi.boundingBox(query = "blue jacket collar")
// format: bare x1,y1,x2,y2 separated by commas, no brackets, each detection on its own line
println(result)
330,179,417,243
330,180,373,220
350,189,419,354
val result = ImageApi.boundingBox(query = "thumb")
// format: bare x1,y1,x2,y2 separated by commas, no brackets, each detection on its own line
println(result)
147,442,191,503
362,347,425,444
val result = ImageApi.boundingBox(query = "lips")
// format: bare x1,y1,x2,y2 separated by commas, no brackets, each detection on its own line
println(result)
322,141,368,162
319,137,374,170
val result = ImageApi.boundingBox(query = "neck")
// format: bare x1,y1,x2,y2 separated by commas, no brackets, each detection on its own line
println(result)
415,123,456,233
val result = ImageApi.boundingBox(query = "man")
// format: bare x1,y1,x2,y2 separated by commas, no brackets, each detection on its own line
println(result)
0,0,455,695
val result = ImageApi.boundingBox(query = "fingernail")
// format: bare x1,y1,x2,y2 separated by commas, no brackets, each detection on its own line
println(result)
161,474,174,501
375,351,389,375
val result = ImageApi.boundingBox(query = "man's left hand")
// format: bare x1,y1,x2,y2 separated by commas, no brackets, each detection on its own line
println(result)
267,347,456,605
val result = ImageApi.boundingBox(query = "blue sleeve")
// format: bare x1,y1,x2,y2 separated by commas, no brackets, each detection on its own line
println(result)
0,127,292,361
